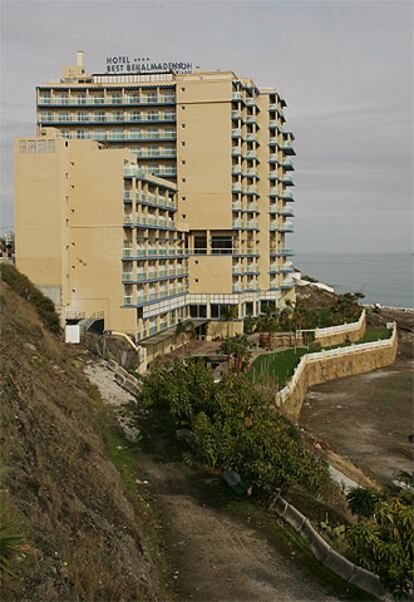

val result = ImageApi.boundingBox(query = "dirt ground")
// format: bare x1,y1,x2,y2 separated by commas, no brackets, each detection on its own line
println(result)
86,360,354,602
300,308,413,485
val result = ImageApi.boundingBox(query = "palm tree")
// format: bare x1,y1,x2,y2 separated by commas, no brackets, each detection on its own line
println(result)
175,320,194,358
220,304,238,337
219,333,252,374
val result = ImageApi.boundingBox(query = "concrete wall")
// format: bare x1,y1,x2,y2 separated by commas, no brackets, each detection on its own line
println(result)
270,491,387,599
206,319,244,340
275,323,398,422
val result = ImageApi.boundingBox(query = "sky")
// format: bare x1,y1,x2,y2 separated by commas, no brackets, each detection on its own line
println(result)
0,0,412,253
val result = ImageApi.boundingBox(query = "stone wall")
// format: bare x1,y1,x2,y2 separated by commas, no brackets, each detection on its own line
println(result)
275,323,398,422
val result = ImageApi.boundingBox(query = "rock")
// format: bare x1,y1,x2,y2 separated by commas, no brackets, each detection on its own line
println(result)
176,428,197,447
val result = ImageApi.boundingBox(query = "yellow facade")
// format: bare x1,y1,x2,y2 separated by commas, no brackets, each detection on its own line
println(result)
15,52,296,346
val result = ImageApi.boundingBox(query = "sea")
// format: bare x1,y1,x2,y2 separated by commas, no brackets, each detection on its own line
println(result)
294,253,413,309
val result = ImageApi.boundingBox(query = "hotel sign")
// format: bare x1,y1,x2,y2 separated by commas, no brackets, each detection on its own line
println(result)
106,56,193,74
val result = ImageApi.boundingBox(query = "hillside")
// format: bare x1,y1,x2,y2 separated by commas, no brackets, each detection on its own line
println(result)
0,271,162,601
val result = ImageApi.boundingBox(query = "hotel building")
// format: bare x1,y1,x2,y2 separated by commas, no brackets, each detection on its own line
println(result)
15,52,296,358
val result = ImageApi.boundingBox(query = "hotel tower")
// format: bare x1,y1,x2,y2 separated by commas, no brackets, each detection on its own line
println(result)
15,52,296,360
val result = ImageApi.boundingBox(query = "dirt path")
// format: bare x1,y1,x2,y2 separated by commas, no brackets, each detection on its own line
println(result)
85,359,344,601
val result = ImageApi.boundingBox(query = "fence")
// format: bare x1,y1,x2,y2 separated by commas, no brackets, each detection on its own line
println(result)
275,322,398,421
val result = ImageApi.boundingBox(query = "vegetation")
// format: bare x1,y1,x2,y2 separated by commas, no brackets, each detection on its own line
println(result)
249,348,308,390
347,497,414,596
0,263,61,333
139,359,328,495
0,510,24,579
219,333,252,374
244,292,365,337
346,488,381,518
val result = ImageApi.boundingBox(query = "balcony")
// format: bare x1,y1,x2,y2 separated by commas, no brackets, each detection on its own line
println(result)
269,154,281,165
282,175,294,186
269,187,279,197
232,266,243,275
38,95,176,107
270,248,295,257
244,185,258,196
232,129,243,139
231,110,242,120
281,261,294,273
269,137,280,146
123,192,133,203
232,183,243,193
232,284,243,293
245,168,257,178
137,194,175,211
282,141,295,155
269,120,282,130
38,113,176,125
280,277,295,289
232,166,243,176
246,116,256,125
281,190,295,202
134,149,176,159
282,159,294,171
245,150,257,160
123,295,134,305
245,133,258,142
232,202,242,211
281,208,295,217
246,202,258,212
245,98,255,107
269,171,280,181
280,221,294,233
232,92,244,101
269,205,278,214
232,147,242,157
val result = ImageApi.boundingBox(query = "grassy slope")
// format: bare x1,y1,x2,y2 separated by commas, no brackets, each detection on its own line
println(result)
0,280,163,601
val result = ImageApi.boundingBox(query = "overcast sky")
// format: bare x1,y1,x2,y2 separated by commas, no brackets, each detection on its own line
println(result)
1,0,412,253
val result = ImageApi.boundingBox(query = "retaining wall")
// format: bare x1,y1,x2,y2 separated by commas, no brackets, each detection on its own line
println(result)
270,491,389,600
275,323,398,422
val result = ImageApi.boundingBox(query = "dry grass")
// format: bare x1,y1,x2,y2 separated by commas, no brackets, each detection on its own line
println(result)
0,281,162,601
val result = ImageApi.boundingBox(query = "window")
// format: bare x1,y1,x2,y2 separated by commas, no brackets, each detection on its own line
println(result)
211,235,233,255
194,234,207,254
19,141,26,154
181,141,186,146
190,304,207,318
37,140,46,154
181,87,185,92
28,141,36,154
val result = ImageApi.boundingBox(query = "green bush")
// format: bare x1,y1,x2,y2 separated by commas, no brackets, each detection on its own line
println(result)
347,498,414,596
140,359,328,495
0,264,61,333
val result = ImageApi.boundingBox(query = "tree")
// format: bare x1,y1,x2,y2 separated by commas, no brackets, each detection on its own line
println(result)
347,498,414,596
219,334,252,374
220,304,239,337
175,320,194,358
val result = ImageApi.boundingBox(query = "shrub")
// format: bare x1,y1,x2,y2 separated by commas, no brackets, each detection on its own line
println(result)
140,360,328,495
0,264,61,333
346,487,380,518
347,498,414,596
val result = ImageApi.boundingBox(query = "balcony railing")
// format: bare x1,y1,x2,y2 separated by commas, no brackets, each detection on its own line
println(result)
270,248,295,257
282,141,295,155
39,114,176,124
38,95,176,106
281,190,295,201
